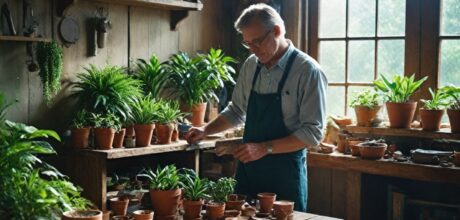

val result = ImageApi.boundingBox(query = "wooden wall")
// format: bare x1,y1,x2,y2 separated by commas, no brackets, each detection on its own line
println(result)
0,0,230,131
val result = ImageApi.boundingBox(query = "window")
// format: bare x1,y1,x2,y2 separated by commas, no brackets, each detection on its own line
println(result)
439,0,460,87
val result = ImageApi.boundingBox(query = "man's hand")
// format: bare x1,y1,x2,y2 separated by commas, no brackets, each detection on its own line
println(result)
233,143,268,163
185,127,206,144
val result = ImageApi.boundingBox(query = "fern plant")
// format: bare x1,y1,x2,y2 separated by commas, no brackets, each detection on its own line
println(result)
420,88,449,110
373,74,427,103
135,55,169,99
155,100,184,125
140,165,181,191
180,169,210,201
36,41,63,105
129,95,159,125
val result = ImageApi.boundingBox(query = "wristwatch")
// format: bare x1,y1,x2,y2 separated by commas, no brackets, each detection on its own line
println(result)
265,141,273,154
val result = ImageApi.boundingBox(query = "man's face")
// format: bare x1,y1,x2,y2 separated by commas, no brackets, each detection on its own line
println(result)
241,22,277,64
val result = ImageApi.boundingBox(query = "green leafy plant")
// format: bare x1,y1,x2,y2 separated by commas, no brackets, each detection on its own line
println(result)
420,88,449,110
129,95,159,125
140,165,181,191
373,74,428,103
90,112,121,131
349,89,381,108
71,109,91,129
0,92,11,122
208,177,236,203
71,64,142,121
200,48,237,85
440,85,460,110
135,55,170,99
37,41,63,105
156,100,184,125
179,169,210,201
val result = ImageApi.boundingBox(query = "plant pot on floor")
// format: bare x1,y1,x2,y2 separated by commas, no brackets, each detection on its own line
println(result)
149,189,181,218
257,193,276,214
447,109,460,133
94,127,115,150
71,127,91,149
354,106,382,127
273,200,295,220
386,102,417,128
420,109,445,131
134,124,155,147
155,123,174,144
113,128,126,148
133,210,154,220
206,202,225,220
110,197,129,216
62,210,103,220
226,194,246,211
183,199,204,219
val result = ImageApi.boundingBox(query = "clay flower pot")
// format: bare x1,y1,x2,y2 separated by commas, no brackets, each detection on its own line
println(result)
191,103,207,127
386,102,417,128
241,205,256,217
257,192,276,214
354,105,382,127
206,202,225,220
102,210,110,220
223,210,240,218
183,199,204,219
348,140,364,156
134,124,155,147
155,123,174,144
273,200,295,220
171,124,179,142
357,142,387,159
110,197,129,216
133,210,154,220
225,194,246,211
149,189,181,218
125,125,135,138
113,128,126,148
71,127,91,149
62,210,103,220
94,127,115,150
337,133,349,153
447,109,460,133
420,109,445,131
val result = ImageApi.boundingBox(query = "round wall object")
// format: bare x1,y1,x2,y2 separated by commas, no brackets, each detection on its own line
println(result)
59,17,80,44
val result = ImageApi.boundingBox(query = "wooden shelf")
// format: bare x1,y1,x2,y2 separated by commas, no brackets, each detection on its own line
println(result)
307,152,460,185
344,125,460,140
0,35,51,42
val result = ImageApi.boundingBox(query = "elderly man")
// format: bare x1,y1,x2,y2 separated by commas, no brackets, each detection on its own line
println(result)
186,3,327,211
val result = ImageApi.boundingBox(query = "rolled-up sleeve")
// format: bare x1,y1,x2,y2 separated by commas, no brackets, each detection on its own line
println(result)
220,61,249,126
292,67,328,146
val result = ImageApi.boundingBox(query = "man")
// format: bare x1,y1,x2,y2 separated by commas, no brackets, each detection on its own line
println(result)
186,3,327,212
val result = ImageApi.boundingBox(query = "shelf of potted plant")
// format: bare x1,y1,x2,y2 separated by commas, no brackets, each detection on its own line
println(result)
344,126,460,140
441,85,460,133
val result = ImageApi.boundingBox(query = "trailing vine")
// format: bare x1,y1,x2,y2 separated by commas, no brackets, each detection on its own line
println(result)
36,41,63,105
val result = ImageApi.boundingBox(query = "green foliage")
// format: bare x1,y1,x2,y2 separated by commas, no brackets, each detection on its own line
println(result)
440,85,460,110
373,74,427,103
90,112,121,131
155,100,184,125
71,64,142,121
349,89,381,108
208,177,236,203
140,165,181,191
200,48,237,86
179,169,210,201
129,95,159,125
0,92,11,122
135,55,170,99
37,41,63,105
420,88,449,110
71,109,91,129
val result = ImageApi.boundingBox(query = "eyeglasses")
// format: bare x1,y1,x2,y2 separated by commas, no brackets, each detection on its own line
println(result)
241,30,272,49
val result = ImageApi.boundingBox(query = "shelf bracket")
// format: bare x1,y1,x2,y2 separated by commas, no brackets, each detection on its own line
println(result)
170,10,189,31
56,0,77,17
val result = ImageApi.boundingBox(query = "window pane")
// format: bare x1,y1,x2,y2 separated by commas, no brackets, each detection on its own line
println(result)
348,40,375,82
441,0,460,36
439,40,460,87
319,0,346,38
327,86,346,117
348,0,376,37
378,40,405,77
378,0,405,36
347,86,374,118
319,41,346,83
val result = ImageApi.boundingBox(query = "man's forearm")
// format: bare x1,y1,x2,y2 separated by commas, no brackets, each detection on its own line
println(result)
204,115,235,136
265,135,307,154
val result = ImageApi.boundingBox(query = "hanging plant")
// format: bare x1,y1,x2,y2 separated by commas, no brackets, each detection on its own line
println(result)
36,40,63,105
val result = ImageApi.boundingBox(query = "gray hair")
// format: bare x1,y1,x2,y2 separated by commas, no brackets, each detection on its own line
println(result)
234,3,286,35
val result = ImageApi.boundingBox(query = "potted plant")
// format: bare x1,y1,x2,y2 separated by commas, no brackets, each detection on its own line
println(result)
207,177,236,220
129,96,159,147
155,100,184,144
180,169,210,219
91,112,121,150
440,85,460,133
420,88,449,131
349,89,382,127
132,210,154,220
135,54,169,99
139,165,182,219
70,109,91,149
36,40,63,105
373,74,427,128
357,139,387,159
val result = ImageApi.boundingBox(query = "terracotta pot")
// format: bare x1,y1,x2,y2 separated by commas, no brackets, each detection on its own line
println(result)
171,125,179,142
149,189,181,218
420,109,444,131
191,103,207,127
223,210,240,218
182,199,204,219
206,203,225,220
125,125,135,137
71,127,91,149
241,205,256,217
348,140,363,156
155,123,174,144
110,197,129,216
133,210,154,220
447,109,460,133
355,106,382,127
62,210,103,220
134,124,155,147
273,200,295,220
113,128,126,148
336,133,348,153
94,127,115,150
101,210,110,220
386,102,417,128
257,192,276,214
357,143,387,159
226,194,246,211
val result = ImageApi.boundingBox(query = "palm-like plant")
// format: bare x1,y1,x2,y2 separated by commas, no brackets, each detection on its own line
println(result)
420,88,449,110
71,64,142,121
156,100,184,125
373,74,428,103
180,169,210,201
140,165,181,191
200,48,237,86
440,85,460,110
130,95,159,125
135,55,170,99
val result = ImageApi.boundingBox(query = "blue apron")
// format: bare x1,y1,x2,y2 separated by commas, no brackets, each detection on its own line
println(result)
235,50,308,211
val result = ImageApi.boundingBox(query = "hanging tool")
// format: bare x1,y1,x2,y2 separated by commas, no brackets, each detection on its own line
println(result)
1,3,17,35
